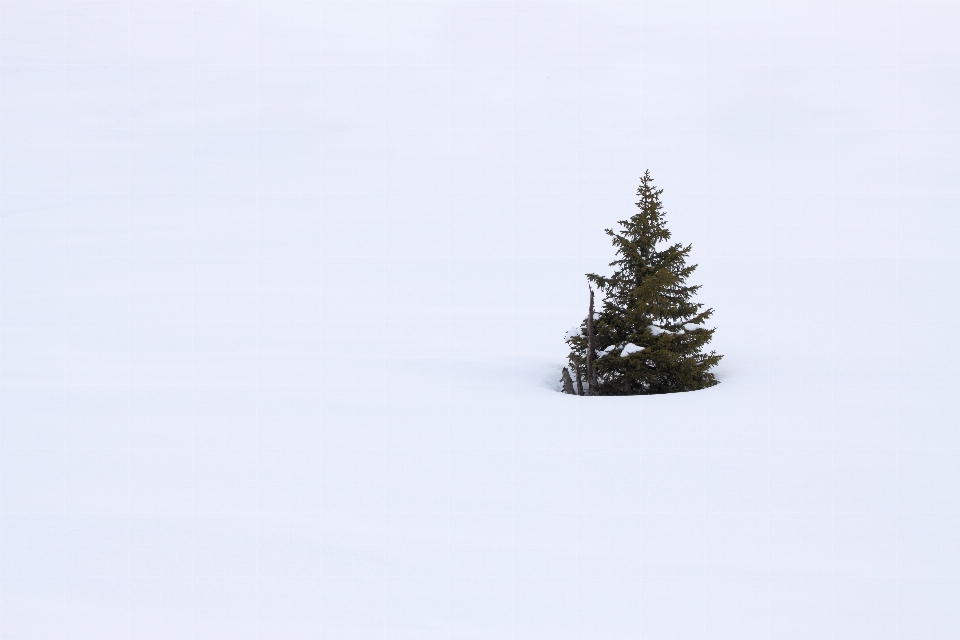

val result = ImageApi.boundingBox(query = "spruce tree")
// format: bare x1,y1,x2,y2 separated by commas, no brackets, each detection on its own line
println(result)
565,171,721,395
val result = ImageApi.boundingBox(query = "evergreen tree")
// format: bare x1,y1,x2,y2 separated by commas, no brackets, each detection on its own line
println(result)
565,171,721,395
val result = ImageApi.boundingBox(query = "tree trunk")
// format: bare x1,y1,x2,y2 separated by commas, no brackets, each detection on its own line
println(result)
561,367,575,394
573,358,585,396
586,287,599,395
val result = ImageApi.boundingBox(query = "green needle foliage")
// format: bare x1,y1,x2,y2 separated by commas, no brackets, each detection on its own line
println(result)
566,171,722,395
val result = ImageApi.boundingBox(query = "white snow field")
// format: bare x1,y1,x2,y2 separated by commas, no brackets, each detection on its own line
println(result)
2,2,959,638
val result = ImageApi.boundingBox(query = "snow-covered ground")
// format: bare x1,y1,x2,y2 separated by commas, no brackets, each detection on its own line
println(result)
2,2,959,638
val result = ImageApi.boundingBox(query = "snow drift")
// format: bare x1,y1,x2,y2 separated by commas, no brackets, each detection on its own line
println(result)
2,2,959,639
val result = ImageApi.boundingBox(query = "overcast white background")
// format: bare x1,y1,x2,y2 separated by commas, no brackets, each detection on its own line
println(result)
1,1,959,638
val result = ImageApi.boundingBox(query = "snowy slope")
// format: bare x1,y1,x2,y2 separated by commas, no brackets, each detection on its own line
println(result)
2,2,959,638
